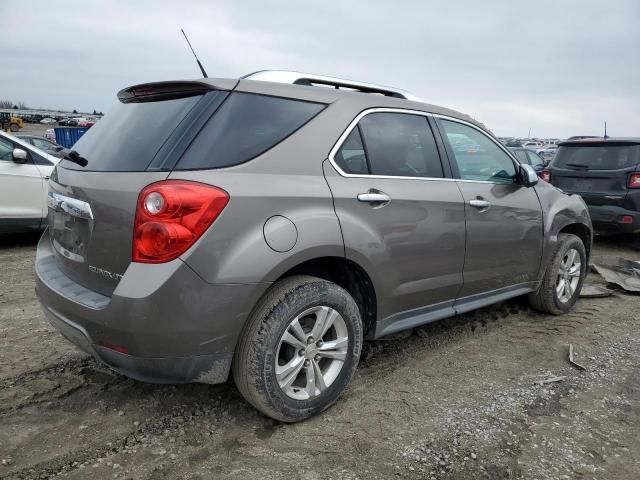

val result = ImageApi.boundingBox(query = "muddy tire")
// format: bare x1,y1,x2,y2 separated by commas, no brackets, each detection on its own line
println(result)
232,275,363,422
10,123,19,132
529,233,587,315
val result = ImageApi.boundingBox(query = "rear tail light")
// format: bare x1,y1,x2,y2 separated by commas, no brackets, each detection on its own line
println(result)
541,170,551,183
628,172,640,188
619,215,634,224
133,180,229,263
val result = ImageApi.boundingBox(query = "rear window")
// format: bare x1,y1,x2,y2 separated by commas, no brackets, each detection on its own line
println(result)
68,94,203,171
553,145,640,170
175,93,325,170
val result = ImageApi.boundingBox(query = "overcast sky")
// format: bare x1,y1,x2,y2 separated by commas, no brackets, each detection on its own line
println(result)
1,0,638,138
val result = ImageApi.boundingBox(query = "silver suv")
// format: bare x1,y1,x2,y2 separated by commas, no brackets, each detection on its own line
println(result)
36,71,592,422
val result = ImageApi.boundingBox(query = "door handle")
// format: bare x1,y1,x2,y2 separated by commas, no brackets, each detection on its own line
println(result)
469,199,490,210
357,191,391,206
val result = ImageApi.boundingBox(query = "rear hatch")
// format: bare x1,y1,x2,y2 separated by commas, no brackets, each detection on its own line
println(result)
47,81,233,296
549,140,640,208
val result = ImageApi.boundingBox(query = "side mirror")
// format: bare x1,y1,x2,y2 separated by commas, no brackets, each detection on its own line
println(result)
520,164,539,187
12,148,28,163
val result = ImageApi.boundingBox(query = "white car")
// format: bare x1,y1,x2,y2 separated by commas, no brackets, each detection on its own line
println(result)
0,131,60,234
536,144,558,161
40,117,57,124
522,141,543,151
43,128,56,142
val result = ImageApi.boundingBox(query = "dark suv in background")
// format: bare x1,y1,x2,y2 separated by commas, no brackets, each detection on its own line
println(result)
547,138,640,236
36,71,592,422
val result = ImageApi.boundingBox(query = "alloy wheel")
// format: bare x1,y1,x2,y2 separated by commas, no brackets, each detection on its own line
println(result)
556,248,581,303
275,306,349,400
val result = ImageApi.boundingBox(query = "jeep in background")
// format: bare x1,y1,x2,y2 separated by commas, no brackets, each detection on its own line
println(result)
546,137,640,238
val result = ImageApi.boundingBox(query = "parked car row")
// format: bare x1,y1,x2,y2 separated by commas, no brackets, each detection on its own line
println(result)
0,110,103,126
501,138,559,162
57,117,98,127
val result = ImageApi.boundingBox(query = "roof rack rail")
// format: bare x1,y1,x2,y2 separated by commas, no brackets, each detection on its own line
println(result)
242,70,421,101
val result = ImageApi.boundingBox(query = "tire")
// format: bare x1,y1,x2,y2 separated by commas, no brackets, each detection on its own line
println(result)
10,123,19,132
232,275,363,422
529,233,587,315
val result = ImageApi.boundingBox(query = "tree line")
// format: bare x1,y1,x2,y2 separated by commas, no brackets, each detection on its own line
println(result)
0,100,103,116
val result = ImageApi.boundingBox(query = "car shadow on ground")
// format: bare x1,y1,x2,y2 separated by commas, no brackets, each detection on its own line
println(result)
592,233,638,254
0,231,42,248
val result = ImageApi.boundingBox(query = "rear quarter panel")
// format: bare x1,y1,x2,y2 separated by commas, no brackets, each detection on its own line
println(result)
169,99,363,284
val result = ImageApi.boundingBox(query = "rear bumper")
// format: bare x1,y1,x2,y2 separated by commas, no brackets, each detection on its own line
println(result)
35,233,270,384
587,204,640,234
41,306,231,384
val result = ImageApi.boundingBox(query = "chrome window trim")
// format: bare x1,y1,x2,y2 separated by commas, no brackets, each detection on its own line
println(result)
328,108,504,184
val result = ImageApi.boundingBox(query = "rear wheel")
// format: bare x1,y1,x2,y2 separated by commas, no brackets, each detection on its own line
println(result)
9,123,19,132
233,276,363,422
529,233,586,315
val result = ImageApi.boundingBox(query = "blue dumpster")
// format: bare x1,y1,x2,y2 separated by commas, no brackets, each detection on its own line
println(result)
54,127,88,149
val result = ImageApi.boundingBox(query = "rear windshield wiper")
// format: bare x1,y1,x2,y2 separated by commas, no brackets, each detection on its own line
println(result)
62,149,88,167
565,162,589,169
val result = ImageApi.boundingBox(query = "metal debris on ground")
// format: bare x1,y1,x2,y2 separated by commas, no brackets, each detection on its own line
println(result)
579,283,613,298
533,376,566,386
568,344,587,370
591,257,640,293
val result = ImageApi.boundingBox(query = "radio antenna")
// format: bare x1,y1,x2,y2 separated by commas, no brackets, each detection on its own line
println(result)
181,28,208,78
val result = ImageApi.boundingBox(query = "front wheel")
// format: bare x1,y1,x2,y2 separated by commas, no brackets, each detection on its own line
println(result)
529,233,587,315
233,276,363,422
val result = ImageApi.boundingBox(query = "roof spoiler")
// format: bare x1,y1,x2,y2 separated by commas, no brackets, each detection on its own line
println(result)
117,80,236,103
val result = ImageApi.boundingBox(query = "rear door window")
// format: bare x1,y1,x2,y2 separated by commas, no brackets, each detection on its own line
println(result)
334,128,368,174
441,119,517,183
336,112,443,178
176,93,325,170
553,145,640,170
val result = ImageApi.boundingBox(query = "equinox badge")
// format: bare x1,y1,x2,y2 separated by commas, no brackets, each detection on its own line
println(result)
88,265,123,280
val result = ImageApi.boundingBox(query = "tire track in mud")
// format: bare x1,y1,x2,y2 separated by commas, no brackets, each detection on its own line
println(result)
0,379,243,480
0,355,106,415
506,300,613,340
1,410,191,480
0,355,94,391
0,356,246,479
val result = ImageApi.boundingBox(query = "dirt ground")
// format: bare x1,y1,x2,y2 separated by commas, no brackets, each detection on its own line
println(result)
0,233,639,480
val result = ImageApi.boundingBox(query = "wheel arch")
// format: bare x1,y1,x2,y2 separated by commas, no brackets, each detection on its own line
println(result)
273,256,378,338
558,222,592,261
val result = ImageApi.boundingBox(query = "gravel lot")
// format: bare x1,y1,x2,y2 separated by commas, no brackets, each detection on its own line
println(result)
0,233,639,480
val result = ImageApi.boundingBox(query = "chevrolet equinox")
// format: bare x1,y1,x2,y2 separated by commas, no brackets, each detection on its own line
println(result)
36,71,593,421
